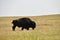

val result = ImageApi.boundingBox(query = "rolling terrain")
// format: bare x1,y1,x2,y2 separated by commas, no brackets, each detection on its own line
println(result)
0,14,60,40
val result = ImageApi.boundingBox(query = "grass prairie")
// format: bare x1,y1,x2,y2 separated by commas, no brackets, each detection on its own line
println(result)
0,14,60,40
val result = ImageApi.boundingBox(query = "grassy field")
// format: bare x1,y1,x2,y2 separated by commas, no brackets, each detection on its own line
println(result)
0,14,60,40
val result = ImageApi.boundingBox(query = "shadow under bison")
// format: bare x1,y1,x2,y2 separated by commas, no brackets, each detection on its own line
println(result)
12,17,36,31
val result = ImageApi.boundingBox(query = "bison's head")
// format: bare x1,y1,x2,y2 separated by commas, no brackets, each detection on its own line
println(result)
30,21,36,30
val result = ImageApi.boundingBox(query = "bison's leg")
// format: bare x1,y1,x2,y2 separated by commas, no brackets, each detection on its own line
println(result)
12,26,16,31
21,27,24,30
32,27,34,30
26,27,29,30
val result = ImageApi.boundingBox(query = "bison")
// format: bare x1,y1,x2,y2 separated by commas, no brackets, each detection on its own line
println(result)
12,17,36,31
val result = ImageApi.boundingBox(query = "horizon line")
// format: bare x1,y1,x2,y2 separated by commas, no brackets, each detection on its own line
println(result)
0,14,60,17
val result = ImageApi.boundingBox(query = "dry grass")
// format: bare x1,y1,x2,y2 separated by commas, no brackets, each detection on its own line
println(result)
0,14,60,40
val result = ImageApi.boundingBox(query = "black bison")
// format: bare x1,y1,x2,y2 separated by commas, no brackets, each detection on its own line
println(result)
12,17,36,31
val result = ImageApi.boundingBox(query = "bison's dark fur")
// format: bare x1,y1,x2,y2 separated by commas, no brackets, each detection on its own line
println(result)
12,18,36,31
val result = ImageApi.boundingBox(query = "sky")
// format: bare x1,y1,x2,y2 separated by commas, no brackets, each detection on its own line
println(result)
0,0,60,16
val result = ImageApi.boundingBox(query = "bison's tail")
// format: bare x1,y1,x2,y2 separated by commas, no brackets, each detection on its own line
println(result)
12,20,18,25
